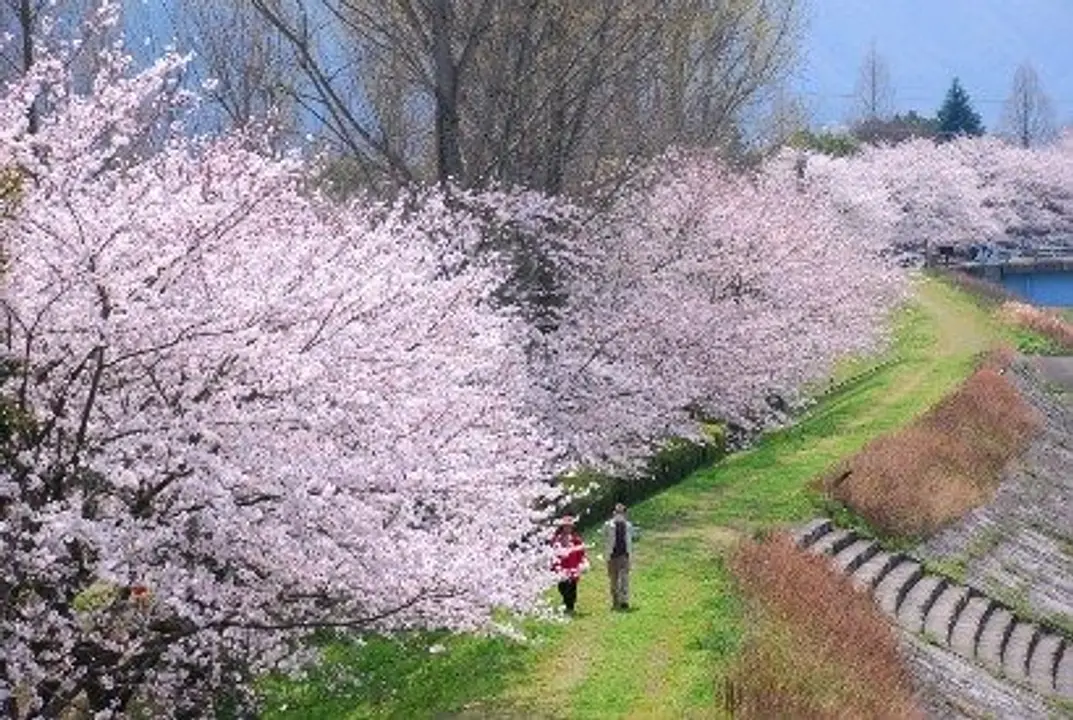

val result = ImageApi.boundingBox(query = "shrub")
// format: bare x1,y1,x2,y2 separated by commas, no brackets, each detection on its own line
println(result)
821,360,1039,540
938,270,1021,307
726,534,920,719
560,425,726,530
789,130,861,158
997,301,1073,352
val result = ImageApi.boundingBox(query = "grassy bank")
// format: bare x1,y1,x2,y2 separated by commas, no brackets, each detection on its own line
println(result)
823,355,1039,540
261,276,1006,719
727,535,921,718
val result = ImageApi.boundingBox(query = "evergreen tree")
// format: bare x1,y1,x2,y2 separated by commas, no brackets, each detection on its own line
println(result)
937,78,985,139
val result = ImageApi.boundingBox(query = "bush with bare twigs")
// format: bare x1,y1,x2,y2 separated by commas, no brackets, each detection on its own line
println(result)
940,271,1021,306
727,535,921,719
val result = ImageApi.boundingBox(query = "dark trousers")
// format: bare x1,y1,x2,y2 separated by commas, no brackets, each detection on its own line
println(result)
557,578,578,611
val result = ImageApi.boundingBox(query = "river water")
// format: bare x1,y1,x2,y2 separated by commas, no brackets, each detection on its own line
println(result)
1000,271,1073,307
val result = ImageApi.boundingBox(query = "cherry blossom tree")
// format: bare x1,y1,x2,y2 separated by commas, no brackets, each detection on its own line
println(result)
796,133,1073,262
0,34,567,718
996,130,1073,242
534,151,907,465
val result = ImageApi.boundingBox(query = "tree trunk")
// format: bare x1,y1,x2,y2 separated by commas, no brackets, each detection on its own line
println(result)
430,0,463,184
19,0,38,133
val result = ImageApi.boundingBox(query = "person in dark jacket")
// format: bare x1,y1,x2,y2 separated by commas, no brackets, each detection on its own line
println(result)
602,503,634,610
552,516,588,614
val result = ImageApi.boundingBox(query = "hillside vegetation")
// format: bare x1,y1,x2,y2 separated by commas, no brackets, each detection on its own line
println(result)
728,535,921,719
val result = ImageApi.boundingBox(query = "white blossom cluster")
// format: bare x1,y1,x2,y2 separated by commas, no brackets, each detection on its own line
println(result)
797,134,1073,258
0,42,563,717
535,150,907,465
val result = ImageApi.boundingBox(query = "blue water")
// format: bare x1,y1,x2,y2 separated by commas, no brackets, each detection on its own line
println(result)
1000,271,1073,307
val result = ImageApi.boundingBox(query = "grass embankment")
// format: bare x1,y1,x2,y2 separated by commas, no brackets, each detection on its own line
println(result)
822,353,1040,540
261,277,1007,719
821,271,1073,543
942,269,1073,354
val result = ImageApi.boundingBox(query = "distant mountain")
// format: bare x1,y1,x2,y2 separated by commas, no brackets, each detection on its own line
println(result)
793,0,1073,131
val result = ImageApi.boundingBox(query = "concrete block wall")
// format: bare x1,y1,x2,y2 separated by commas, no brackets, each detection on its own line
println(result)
794,518,1073,700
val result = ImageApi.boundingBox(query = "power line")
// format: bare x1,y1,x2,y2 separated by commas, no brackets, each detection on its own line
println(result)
798,89,1073,107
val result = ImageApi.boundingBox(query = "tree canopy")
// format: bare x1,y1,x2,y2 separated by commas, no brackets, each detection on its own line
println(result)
852,111,940,145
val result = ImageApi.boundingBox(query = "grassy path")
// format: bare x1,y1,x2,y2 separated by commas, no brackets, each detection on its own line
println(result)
487,277,1001,719
262,276,1009,719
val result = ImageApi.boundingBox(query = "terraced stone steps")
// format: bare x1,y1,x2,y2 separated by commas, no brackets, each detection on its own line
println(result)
949,596,993,660
975,606,1013,673
794,518,1073,699
897,575,945,634
924,584,968,643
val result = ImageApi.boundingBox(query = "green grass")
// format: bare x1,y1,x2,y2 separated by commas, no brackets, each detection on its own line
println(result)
1010,326,1068,355
1047,696,1073,718
923,527,1009,585
259,630,539,719
259,276,1005,719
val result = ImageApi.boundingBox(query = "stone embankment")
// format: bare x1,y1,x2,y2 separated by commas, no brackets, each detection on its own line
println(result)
795,518,1073,702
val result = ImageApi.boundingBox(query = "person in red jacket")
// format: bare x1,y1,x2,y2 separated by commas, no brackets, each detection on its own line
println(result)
552,516,588,614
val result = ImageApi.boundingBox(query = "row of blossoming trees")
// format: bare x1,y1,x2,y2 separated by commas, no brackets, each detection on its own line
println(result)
6,21,1071,718
797,133,1073,259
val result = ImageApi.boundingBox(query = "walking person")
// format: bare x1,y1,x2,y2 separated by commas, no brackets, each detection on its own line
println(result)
552,516,588,614
603,503,634,610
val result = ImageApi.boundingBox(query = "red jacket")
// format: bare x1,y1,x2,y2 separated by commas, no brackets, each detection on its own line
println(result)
552,530,587,580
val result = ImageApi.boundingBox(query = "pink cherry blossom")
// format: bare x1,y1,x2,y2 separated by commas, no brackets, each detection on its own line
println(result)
798,133,1073,259
536,150,906,465
0,40,564,716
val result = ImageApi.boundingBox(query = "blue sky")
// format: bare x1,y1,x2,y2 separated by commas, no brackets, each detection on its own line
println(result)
123,1,1071,135
794,0,1073,130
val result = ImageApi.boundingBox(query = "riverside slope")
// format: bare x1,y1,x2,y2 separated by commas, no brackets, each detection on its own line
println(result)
915,357,1073,718
798,355,1073,719
459,279,1003,718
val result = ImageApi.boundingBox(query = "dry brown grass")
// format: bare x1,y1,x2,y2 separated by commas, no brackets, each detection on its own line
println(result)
998,301,1073,351
940,271,1021,306
727,534,922,719
821,359,1039,539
